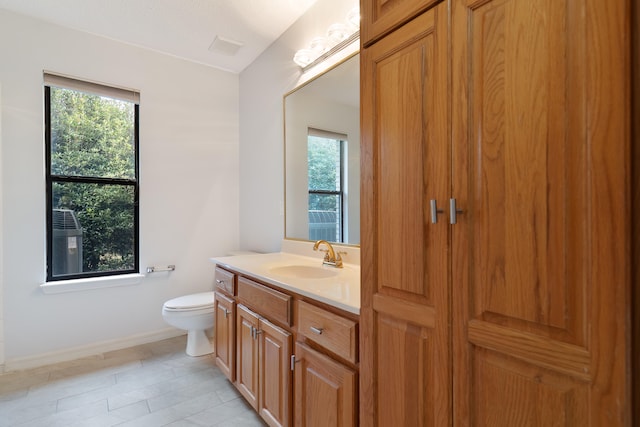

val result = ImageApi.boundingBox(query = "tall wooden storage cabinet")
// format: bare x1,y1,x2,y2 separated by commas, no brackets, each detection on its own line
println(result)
360,3,450,425
360,0,634,425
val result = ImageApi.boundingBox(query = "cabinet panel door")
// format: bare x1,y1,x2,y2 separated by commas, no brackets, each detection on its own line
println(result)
451,0,630,424
236,305,259,410
361,0,441,46
294,342,356,427
259,319,292,427
214,292,236,382
360,4,450,426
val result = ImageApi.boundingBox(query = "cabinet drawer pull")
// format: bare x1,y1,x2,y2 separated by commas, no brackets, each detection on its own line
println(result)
216,279,224,284
310,326,324,335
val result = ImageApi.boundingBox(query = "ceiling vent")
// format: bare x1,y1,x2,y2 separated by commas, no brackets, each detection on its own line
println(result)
208,35,244,56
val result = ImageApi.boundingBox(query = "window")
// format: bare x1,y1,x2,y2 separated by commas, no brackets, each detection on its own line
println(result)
307,128,345,243
44,73,140,281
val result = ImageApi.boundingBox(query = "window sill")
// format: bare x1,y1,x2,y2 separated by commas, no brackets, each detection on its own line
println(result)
40,273,145,294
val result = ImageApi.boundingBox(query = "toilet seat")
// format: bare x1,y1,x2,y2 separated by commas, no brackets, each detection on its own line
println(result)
163,291,214,312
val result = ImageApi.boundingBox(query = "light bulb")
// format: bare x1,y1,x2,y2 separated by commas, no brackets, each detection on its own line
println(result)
327,23,349,45
310,37,329,55
293,49,315,67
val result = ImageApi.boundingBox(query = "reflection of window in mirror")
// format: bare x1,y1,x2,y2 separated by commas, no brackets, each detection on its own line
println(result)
307,128,347,243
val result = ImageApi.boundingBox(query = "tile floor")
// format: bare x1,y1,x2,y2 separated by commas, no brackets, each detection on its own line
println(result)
0,335,265,426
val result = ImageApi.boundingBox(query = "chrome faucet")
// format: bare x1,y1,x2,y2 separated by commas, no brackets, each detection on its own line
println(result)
313,240,344,268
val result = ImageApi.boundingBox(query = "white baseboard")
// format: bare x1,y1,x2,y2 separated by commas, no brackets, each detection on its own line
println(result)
2,328,185,373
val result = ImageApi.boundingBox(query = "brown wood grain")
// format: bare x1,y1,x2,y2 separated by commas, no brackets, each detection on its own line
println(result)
237,277,292,327
361,0,442,46
296,300,358,363
236,304,259,410
214,291,236,382
451,0,632,424
362,0,632,423
259,318,292,427
633,0,640,422
294,342,356,427
360,4,451,425
214,267,236,296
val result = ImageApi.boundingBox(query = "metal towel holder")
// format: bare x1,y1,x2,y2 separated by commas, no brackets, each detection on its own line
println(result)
146,265,176,274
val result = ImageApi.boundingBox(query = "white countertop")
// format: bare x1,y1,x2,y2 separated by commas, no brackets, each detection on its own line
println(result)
210,252,360,315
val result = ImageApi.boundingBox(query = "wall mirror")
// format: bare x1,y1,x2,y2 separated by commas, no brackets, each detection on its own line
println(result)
284,53,360,246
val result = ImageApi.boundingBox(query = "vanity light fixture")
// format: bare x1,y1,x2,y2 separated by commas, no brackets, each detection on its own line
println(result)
293,49,316,68
327,23,350,44
310,36,329,55
293,6,360,69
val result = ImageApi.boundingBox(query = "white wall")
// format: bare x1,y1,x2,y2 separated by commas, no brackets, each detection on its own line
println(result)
238,0,359,253
0,10,240,366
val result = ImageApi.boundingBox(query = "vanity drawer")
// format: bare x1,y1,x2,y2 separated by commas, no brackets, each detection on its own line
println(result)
215,267,236,296
296,301,358,363
237,277,292,326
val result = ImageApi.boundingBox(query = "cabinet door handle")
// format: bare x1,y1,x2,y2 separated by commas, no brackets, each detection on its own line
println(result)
449,198,464,224
430,199,444,224
310,326,324,335
216,279,224,285
251,326,262,339
290,355,300,371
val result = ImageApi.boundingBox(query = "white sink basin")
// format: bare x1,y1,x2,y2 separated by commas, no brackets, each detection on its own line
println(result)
269,265,339,279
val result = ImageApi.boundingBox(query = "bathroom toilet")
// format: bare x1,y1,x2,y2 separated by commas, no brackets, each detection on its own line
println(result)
162,291,215,356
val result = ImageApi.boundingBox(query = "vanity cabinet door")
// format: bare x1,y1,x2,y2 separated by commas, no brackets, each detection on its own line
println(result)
294,342,356,427
258,318,292,427
237,304,293,427
214,292,236,381
236,304,260,410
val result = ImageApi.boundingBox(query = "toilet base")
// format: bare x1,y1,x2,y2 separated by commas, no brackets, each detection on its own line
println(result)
185,329,214,357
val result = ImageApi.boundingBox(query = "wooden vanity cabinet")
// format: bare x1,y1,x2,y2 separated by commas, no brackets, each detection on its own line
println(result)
236,303,292,427
213,265,358,426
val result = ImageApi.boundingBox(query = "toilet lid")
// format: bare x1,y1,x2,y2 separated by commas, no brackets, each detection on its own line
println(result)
164,292,215,310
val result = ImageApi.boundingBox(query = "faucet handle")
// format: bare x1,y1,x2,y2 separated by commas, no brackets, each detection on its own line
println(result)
316,248,331,261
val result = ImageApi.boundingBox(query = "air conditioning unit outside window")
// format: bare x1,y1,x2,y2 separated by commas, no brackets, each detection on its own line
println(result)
52,209,83,276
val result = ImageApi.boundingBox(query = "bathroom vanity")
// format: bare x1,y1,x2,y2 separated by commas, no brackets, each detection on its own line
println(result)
210,249,360,427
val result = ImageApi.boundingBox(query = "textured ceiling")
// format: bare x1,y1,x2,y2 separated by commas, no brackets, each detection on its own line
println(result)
0,0,318,73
